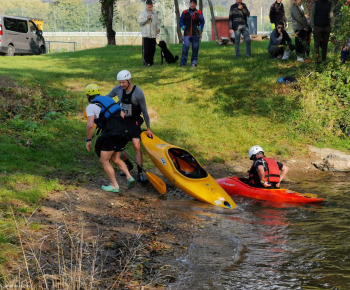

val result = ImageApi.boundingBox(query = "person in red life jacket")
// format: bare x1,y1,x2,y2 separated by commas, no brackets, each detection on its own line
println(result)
248,145,289,188
107,70,153,184
179,0,205,68
85,84,135,193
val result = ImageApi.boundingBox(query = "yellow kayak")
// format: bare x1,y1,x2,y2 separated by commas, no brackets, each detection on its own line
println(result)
141,132,236,209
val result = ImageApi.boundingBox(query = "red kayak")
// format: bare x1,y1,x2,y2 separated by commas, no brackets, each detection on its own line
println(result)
216,177,324,204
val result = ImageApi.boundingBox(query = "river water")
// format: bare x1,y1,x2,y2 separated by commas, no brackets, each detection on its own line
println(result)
164,172,350,290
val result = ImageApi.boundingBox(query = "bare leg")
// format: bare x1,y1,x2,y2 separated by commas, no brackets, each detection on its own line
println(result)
111,152,132,180
132,138,142,166
100,150,118,188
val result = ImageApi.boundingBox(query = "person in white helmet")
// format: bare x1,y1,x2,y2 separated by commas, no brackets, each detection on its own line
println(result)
248,145,289,188
107,70,153,184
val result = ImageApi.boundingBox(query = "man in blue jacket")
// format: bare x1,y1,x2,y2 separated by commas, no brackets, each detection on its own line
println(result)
267,21,295,59
179,0,205,68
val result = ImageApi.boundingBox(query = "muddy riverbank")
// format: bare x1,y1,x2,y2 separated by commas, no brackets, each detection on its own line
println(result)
4,147,343,289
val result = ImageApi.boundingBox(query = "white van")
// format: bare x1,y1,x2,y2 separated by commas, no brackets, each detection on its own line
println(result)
0,15,46,56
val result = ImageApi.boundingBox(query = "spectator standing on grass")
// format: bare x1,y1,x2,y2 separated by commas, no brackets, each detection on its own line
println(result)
107,70,153,184
310,0,334,63
84,84,135,193
341,36,350,64
291,0,312,62
179,0,205,68
229,0,251,59
269,0,287,29
267,21,295,59
138,0,160,66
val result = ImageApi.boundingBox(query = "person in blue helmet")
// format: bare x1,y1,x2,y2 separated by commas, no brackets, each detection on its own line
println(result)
84,84,135,193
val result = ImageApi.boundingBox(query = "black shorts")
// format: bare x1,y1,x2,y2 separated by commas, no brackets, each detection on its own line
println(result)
124,117,144,139
100,135,129,152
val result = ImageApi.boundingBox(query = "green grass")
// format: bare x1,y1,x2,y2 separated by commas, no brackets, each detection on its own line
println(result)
0,39,349,262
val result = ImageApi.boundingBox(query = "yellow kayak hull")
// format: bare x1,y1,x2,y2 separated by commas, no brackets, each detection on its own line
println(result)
141,132,236,209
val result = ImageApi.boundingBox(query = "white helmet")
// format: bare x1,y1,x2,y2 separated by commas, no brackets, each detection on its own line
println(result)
248,145,264,160
117,70,131,81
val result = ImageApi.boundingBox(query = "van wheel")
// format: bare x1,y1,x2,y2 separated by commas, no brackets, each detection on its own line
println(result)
6,45,15,56
39,46,46,55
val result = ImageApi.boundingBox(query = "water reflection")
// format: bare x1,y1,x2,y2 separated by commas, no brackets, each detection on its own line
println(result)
167,173,350,290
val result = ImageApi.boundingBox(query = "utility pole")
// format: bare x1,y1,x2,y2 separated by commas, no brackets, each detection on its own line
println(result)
87,3,89,37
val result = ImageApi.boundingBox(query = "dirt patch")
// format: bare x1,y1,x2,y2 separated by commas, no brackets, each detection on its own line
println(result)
7,171,200,289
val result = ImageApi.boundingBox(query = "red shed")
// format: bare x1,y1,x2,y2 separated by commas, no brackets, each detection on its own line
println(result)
211,17,230,41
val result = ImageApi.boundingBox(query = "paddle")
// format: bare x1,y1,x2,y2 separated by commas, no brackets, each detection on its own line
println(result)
123,150,167,195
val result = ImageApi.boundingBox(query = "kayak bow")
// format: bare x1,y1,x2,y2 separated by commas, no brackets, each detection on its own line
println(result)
216,177,324,204
141,132,236,209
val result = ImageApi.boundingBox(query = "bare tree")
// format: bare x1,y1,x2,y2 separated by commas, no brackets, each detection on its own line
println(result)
174,0,183,43
208,0,218,41
100,0,116,45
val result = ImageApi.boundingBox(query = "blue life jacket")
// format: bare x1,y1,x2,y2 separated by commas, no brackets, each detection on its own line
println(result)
91,96,121,129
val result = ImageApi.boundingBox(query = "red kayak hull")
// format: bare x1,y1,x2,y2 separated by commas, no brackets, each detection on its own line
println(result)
216,177,324,204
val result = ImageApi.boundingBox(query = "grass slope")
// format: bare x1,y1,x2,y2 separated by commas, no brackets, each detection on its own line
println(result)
0,39,349,263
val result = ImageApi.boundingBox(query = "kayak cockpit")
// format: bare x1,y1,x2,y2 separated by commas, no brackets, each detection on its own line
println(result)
168,148,208,179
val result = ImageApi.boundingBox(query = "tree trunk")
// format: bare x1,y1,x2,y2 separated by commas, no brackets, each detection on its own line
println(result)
100,0,116,45
208,0,218,41
106,0,116,45
199,0,203,40
174,0,183,43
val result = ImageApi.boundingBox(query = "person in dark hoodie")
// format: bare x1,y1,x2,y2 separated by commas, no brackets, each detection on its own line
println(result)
267,21,295,59
229,0,251,59
311,0,334,62
179,0,205,68
269,0,287,29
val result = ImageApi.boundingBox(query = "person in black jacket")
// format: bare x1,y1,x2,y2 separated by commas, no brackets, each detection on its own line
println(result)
229,0,251,59
311,0,334,62
267,21,295,59
269,0,287,28
179,0,205,68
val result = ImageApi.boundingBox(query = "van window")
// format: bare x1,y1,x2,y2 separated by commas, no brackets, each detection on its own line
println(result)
17,20,28,33
29,21,38,34
4,17,16,32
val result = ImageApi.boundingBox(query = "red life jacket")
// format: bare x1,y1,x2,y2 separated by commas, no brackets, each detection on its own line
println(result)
183,9,202,36
249,157,281,185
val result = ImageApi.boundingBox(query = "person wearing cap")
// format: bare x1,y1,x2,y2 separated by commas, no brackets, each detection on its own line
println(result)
229,0,251,59
138,0,160,66
84,84,135,193
179,0,205,68
107,70,153,184
248,145,289,188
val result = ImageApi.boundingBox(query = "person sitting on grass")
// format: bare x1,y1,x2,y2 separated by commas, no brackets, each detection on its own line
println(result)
84,84,135,193
341,36,350,64
268,21,295,59
248,145,289,189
